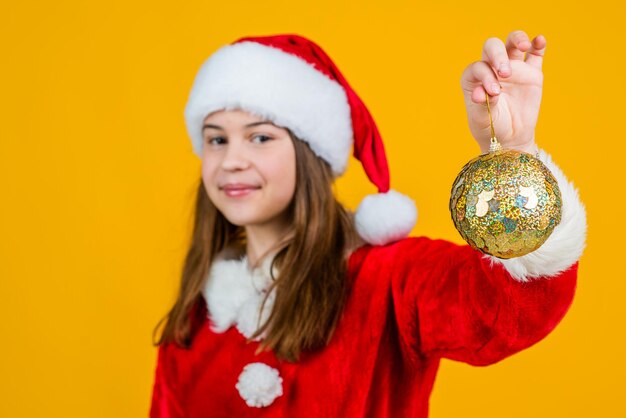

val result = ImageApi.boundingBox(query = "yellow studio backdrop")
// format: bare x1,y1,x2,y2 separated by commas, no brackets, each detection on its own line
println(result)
1,0,622,416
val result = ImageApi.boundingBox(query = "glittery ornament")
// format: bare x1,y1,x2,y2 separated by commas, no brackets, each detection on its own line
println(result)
449,92,562,259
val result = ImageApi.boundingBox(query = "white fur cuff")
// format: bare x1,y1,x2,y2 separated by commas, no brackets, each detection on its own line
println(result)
484,148,588,282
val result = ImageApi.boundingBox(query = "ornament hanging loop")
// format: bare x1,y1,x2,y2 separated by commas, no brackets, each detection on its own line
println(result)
485,90,502,153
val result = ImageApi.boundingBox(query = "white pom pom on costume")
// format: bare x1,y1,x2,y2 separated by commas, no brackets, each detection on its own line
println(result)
236,362,283,407
355,189,417,246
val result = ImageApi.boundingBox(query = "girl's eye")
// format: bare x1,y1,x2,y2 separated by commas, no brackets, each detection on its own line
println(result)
206,137,226,145
252,134,272,144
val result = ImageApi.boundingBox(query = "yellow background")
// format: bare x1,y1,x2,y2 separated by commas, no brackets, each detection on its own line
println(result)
1,0,622,416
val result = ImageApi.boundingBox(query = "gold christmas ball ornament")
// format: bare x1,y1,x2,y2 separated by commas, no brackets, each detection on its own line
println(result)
449,93,562,259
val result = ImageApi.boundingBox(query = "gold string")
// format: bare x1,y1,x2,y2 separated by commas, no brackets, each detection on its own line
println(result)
485,90,502,152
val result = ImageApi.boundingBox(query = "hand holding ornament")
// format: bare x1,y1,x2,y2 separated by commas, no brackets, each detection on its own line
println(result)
451,30,562,259
460,30,546,155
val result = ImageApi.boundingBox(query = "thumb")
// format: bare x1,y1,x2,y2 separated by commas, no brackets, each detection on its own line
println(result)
469,85,502,107
461,61,502,105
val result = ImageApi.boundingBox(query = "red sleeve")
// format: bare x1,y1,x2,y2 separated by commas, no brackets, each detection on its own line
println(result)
400,237,578,366
149,343,185,418
387,148,586,365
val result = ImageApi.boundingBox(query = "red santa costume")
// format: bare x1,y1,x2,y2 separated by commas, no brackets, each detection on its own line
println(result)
150,34,587,418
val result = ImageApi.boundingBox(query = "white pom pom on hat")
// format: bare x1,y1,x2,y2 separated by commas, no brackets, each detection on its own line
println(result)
184,34,417,245
355,189,418,246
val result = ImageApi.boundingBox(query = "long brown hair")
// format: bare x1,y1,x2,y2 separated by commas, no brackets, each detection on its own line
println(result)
152,130,363,362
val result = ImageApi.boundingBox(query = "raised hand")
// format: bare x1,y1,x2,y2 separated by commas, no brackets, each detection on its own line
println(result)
461,30,546,155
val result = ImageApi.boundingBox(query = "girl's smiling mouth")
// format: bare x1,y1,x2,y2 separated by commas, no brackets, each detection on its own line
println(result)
221,183,261,198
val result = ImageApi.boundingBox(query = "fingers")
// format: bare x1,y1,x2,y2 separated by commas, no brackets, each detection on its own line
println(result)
480,30,546,79
524,34,547,69
461,61,501,104
505,30,532,61
482,37,511,78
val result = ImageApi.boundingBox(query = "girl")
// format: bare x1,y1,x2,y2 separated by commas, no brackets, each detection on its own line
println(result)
150,31,587,417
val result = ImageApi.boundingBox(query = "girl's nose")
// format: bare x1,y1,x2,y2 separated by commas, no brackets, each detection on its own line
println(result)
221,141,251,171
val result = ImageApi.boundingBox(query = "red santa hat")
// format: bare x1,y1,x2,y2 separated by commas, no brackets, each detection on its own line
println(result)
184,34,417,246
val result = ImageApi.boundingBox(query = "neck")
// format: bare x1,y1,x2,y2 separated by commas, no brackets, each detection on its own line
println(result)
245,219,293,269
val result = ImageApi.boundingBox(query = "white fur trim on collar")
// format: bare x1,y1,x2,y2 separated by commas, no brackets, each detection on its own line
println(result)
184,41,353,176
202,254,278,340
484,148,588,282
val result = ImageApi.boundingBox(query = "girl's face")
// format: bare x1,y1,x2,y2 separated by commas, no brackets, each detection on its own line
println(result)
201,109,297,230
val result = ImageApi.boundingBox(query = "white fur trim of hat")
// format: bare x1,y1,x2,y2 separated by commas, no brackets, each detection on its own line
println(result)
184,41,353,176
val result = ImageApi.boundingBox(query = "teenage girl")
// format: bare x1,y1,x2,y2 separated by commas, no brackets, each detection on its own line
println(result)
150,31,587,417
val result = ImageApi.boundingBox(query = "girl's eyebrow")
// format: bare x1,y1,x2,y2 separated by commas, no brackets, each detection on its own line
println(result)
202,121,277,131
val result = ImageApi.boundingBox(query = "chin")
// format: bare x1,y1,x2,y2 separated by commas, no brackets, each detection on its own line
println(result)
220,214,247,227
219,212,259,227
221,211,284,229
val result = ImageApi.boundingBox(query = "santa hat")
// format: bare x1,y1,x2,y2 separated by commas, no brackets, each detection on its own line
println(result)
184,34,417,246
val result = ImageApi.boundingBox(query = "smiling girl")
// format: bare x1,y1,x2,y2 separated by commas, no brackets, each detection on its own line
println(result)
150,32,587,417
